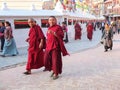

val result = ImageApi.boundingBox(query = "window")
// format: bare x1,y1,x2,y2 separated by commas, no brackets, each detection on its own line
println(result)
14,19,29,29
41,19,48,28
68,19,72,25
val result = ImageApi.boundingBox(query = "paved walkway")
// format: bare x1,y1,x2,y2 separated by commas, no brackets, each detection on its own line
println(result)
0,30,102,69
0,32,120,90
0,30,120,90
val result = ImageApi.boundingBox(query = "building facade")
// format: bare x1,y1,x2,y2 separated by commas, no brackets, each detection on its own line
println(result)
104,0,120,17
0,0,54,10
0,0,43,10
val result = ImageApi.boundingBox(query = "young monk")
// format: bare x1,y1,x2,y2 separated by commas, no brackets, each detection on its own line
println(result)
44,16,69,80
24,18,45,75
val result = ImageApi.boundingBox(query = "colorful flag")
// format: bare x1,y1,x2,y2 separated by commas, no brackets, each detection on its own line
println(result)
72,0,75,2
79,0,83,2
63,0,68,4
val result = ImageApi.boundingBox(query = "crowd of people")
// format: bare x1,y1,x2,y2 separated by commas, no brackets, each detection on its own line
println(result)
24,18,108,80
0,16,120,80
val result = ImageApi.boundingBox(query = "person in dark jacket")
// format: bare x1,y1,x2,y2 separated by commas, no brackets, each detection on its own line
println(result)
0,22,5,51
101,23,113,52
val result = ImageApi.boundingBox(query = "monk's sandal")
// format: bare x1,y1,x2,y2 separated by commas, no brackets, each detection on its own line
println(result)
50,72,54,77
53,76,59,80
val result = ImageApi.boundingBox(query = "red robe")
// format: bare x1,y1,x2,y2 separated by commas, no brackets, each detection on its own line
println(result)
74,23,82,40
87,23,93,40
44,24,69,75
26,25,45,70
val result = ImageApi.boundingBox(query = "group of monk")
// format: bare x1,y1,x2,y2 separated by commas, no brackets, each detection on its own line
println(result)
24,16,94,80
74,21,94,41
24,16,69,80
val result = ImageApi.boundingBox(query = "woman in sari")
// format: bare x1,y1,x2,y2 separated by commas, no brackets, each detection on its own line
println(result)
1,21,18,57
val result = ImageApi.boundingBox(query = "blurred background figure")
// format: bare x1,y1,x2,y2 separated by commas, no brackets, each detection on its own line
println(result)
0,22,5,52
61,22,69,43
1,21,18,57
86,22,94,41
117,20,120,34
74,21,82,40
101,23,113,52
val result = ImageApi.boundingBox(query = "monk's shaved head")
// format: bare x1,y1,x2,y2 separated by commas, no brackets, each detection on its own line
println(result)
28,18,35,22
49,16,56,19
48,16,57,26
28,18,36,27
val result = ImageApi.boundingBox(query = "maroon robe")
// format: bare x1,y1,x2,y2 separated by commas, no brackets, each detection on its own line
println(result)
74,23,82,40
87,23,93,40
44,24,69,75
26,25,45,71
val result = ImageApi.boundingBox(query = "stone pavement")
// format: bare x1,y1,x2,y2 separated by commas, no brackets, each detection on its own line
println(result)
0,32,120,90
0,30,102,69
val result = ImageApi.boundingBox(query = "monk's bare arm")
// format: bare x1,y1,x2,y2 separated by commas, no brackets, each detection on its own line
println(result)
48,30,57,37
53,32,57,37
39,39,43,49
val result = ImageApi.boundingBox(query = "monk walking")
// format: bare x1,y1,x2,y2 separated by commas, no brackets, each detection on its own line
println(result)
44,16,69,80
74,21,82,40
87,22,94,41
24,18,45,75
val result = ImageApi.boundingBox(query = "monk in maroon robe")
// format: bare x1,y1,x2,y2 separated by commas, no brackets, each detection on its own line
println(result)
74,22,82,40
24,18,45,75
44,16,69,80
87,22,94,41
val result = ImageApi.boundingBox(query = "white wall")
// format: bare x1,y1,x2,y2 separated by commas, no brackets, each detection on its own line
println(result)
13,28,29,48
0,16,87,48
0,16,63,48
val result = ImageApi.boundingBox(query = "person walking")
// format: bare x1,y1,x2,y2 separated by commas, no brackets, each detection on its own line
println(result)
44,16,69,80
101,21,105,33
61,22,69,43
74,21,82,40
23,18,46,75
101,23,113,52
111,20,117,34
87,22,94,41
0,22,5,51
1,21,18,57
117,20,120,34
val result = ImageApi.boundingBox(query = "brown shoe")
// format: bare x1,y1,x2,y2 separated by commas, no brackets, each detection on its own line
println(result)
53,75,59,80
50,72,54,77
23,71,31,75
